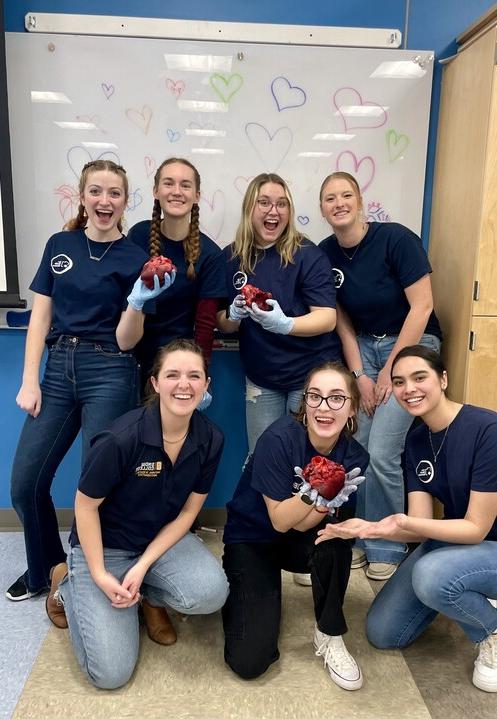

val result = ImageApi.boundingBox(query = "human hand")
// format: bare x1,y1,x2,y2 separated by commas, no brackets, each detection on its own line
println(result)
197,390,212,411
246,299,294,335
16,383,42,417
315,517,372,544
357,374,376,417
127,270,176,312
313,467,365,515
374,366,392,406
228,294,250,321
121,562,148,603
360,513,407,539
94,570,137,608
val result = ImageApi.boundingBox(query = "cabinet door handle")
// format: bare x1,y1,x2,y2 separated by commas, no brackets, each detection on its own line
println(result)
473,281,480,301
469,331,476,351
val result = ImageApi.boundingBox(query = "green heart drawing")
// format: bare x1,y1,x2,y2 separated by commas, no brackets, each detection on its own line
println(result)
386,129,410,162
209,73,244,103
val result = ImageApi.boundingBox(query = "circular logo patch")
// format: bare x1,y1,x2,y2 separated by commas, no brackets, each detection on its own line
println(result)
332,267,344,288
416,460,434,483
51,254,73,274
233,271,247,291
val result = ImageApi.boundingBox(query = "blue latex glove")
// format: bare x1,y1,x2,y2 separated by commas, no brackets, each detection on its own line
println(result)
315,468,366,516
228,294,250,321
246,299,294,335
127,270,176,312
197,390,212,411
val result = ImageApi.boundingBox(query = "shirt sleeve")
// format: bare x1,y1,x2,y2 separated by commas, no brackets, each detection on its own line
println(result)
192,426,224,494
251,429,296,501
298,243,336,309
29,237,55,297
386,224,432,289
469,422,497,492
77,432,126,499
197,239,228,299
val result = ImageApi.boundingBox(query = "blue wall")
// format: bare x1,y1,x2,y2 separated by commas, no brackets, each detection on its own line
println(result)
1,0,495,510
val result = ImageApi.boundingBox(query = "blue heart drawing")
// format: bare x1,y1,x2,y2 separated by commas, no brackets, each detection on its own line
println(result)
297,215,310,225
167,128,181,143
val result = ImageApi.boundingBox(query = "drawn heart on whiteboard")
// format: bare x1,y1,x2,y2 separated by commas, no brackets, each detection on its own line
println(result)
209,73,243,103
386,129,410,161
125,105,153,134
127,188,143,211
234,176,253,196
188,121,215,147
297,215,310,225
167,128,181,143
199,191,225,240
76,114,104,132
54,184,79,223
66,146,121,181
245,123,293,172
336,151,375,192
144,156,156,178
165,78,185,98
101,83,115,100
333,87,387,131
271,76,307,111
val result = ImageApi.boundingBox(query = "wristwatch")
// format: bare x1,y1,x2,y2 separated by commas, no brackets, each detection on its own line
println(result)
351,369,365,379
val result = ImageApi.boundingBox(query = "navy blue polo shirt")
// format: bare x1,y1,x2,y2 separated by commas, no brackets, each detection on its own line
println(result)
70,402,224,552
128,221,226,369
30,229,148,346
224,240,342,391
319,222,442,338
405,405,497,540
224,415,369,544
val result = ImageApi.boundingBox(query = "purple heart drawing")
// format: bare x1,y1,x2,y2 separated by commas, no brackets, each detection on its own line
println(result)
127,188,143,212
233,176,253,195
245,123,293,172
167,128,181,143
271,76,307,112
333,87,387,132
297,215,310,225
101,83,115,100
66,146,121,181
336,151,375,192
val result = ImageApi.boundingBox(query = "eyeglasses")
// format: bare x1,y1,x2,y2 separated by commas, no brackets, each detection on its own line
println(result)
256,198,290,212
303,392,351,410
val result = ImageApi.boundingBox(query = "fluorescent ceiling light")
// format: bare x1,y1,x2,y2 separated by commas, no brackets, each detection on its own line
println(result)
191,148,224,154
370,61,425,79
81,142,119,150
164,53,233,73
298,151,333,158
334,105,388,117
185,129,226,137
31,90,71,104
54,121,97,130
178,100,228,113
313,133,355,141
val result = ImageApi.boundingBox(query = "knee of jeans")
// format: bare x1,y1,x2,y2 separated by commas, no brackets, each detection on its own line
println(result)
87,658,136,690
366,605,402,649
225,650,270,680
411,560,441,609
184,571,229,614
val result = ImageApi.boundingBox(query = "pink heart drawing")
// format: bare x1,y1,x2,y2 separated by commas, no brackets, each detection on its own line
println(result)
233,176,253,196
333,87,387,131
386,129,410,162
66,146,121,181
271,76,307,112
166,79,185,98
144,156,156,178
54,184,79,222
125,105,153,135
75,114,105,133
101,83,115,100
297,215,310,225
199,190,225,241
245,123,293,172
336,151,375,192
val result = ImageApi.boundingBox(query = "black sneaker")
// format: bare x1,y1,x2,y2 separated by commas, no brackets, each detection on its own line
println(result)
5,574,44,602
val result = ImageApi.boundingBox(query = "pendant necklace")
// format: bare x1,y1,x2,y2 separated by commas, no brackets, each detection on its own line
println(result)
338,222,368,261
428,424,451,463
86,234,117,262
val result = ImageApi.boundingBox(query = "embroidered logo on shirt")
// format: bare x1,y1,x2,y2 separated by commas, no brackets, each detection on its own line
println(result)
233,271,247,290
51,254,74,274
332,268,344,289
135,461,163,478
416,460,434,483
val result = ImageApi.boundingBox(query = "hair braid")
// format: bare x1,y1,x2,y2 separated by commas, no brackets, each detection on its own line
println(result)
149,199,163,257
63,203,87,231
183,202,201,280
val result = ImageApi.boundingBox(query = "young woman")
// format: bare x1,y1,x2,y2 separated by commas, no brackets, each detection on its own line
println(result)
319,172,442,580
8,160,167,602
222,361,369,691
128,157,226,388
218,173,340,455
316,345,497,693
49,339,228,690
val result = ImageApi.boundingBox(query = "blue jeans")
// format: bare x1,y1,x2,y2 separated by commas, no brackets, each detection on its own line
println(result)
10,336,139,592
366,539,497,646
245,378,302,453
60,533,229,689
354,333,440,564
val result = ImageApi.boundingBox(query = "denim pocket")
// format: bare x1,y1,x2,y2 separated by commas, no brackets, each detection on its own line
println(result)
95,344,135,359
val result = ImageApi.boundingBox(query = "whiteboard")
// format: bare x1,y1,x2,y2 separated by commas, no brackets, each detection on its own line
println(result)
5,32,433,306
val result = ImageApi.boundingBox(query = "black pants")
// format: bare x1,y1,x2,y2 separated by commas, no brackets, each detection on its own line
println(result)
222,529,352,679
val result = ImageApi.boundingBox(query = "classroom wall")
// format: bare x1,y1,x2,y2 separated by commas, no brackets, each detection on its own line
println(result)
1,0,495,512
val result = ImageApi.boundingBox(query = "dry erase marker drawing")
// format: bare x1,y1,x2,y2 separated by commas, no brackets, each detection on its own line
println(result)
199,190,225,241
125,105,153,134
126,188,143,212
167,128,181,143
165,78,185,98
54,184,79,223
144,156,156,178
209,73,243,103
101,82,115,100
66,146,121,180
271,76,307,111
187,121,217,147
234,176,253,196
367,201,391,223
245,122,293,172
333,87,388,131
297,215,310,225
75,115,106,133
336,150,375,192
386,129,410,162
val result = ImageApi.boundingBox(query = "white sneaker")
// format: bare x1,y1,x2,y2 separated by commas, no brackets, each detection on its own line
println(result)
351,548,367,569
314,627,363,691
473,632,497,693
293,573,312,586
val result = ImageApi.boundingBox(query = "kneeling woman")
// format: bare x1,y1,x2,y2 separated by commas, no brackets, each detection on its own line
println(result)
222,362,369,691
317,345,497,693
51,340,228,689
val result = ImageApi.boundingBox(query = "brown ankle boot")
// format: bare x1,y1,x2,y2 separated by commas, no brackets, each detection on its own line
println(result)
141,599,177,645
46,562,68,629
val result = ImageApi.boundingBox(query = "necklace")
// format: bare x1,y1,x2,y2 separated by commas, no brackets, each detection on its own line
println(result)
428,424,451,463
162,430,188,444
338,222,368,261
86,235,116,262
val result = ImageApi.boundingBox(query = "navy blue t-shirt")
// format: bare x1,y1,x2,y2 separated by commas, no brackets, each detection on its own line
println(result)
128,221,226,369
70,402,224,553
224,240,342,391
224,415,369,544
319,222,442,338
30,229,148,346
405,405,497,540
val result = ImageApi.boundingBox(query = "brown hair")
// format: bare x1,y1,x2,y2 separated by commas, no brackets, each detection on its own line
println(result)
391,345,445,379
294,361,360,435
319,171,362,204
149,158,201,281
231,173,305,275
64,160,128,232
144,338,208,405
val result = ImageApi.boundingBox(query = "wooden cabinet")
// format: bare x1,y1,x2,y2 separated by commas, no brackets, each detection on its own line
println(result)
429,16,497,410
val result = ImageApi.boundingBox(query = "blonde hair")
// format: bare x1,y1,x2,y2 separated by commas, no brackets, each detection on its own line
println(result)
64,160,128,232
149,157,201,281
231,173,305,275
319,171,362,204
